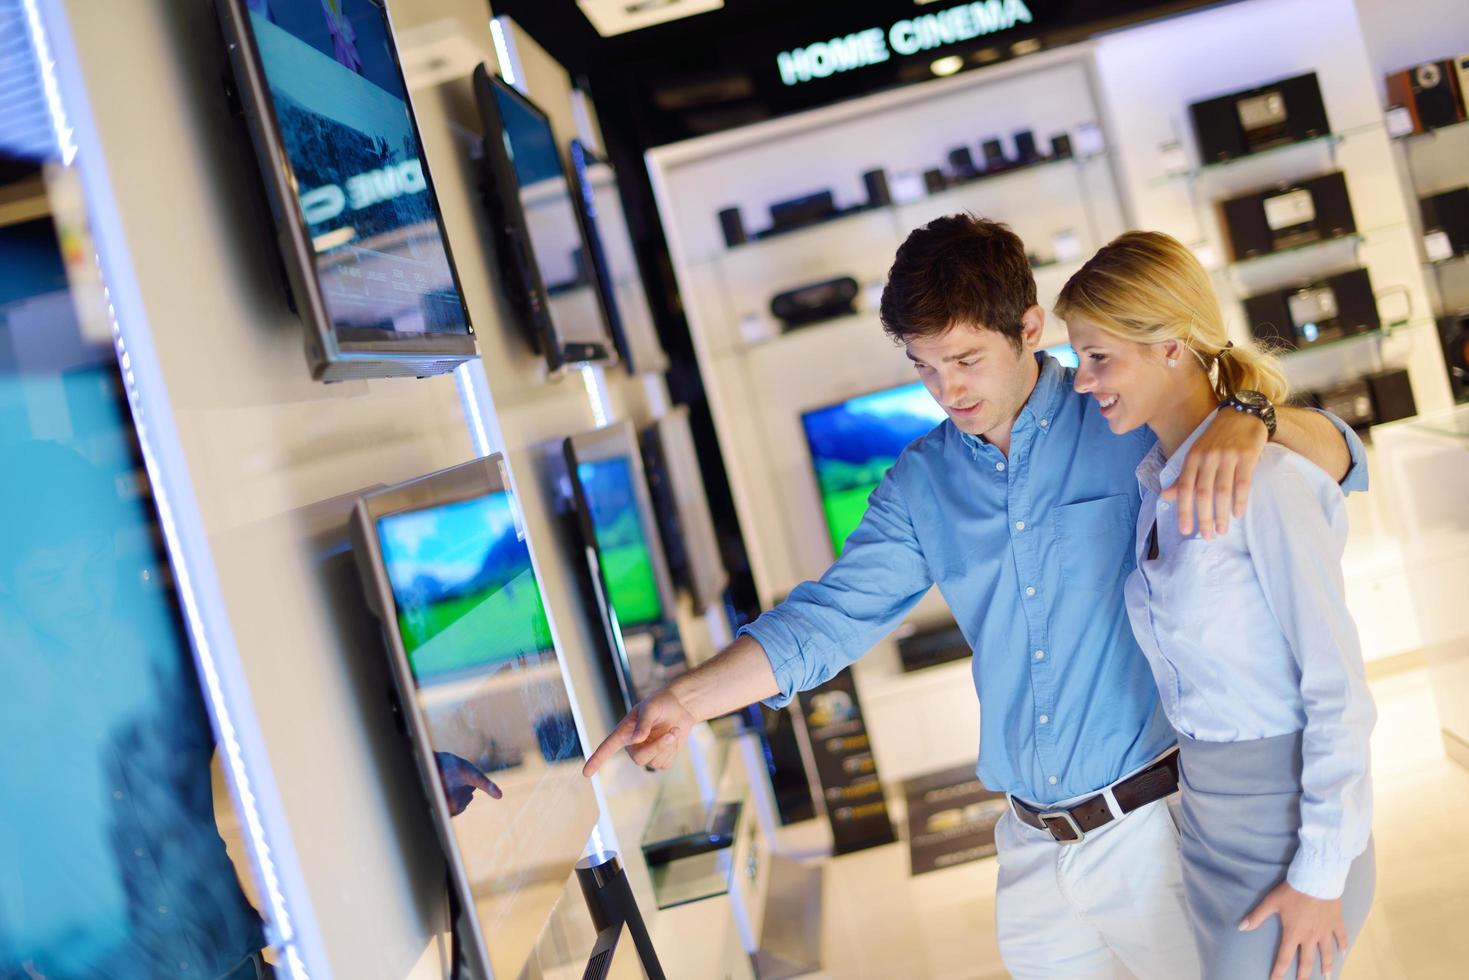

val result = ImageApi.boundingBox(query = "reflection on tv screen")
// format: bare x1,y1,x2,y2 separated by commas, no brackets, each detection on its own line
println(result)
801,382,946,556
577,456,663,630
248,0,467,339
377,492,553,684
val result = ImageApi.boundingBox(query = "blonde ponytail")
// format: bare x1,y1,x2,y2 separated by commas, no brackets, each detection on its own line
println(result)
1055,231,1288,404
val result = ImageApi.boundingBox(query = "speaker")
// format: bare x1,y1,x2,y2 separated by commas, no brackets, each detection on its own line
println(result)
1438,312,1469,402
1243,268,1379,350
1421,187,1469,257
1308,369,1416,430
1366,369,1417,425
947,146,978,178
923,168,948,193
770,276,859,328
862,168,891,208
769,190,836,231
1219,171,1356,260
1189,73,1330,163
717,207,746,247
1013,129,1041,164
1050,133,1073,159
1386,60,1465,133
981,138,1009,172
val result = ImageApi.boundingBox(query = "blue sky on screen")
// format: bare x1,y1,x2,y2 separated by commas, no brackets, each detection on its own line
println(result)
378,493,519,594
843,381,946,422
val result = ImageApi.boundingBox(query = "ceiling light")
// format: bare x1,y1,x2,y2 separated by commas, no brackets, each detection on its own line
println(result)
930,55,964,77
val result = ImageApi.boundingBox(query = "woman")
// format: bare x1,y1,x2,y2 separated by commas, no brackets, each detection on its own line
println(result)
1053,231,1375,980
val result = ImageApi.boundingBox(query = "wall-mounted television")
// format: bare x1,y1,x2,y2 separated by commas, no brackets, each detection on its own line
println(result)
472,67,615,372
568,139,669,376
350,455,600,980
215,0,477,381
800,382,947,557
1044,342,1079,368
563,423,684,714
640,407,728,612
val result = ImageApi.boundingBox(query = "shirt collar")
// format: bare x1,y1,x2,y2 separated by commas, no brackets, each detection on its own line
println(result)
958,353,1067,452
1136,411,1219,494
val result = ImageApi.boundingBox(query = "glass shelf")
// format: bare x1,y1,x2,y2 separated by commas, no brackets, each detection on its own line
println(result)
1393,116,1469,143
1277,327,1385,358
1428,251,1469,270
1227,232,1362,270
1151,122,1383,186
646,803,744,910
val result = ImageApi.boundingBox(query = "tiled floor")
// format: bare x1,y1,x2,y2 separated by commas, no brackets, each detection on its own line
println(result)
779,661,1469,979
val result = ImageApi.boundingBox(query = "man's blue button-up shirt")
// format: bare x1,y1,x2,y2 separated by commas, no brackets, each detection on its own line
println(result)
741,353,1368,806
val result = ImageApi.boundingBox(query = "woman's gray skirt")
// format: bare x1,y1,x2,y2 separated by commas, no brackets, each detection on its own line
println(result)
1175,730,1375,980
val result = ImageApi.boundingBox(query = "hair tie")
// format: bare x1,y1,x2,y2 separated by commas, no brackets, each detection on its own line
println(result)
1217,341,1235,361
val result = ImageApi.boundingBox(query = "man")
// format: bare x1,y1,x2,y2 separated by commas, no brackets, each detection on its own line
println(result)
584,216,1364,977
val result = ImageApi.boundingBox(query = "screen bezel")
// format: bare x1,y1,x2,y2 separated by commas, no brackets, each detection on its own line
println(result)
472,67,614,371
350,454,588,980
640,408,727,613
798,380,946,558
567,139,632,373
215,0,477,381
563,422,680,714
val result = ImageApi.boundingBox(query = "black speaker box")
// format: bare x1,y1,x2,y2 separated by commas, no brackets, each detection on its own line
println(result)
770,276,859,328
1013,130,1040,164
1050,133,1073,159
769,190,836,231
1243,268,1379,350
1308,368,1416,429
1386,60,1465,133
717,207,746,247
1189,72,1330,163
1219,171,1356,260
1421,187,1469,257
948,146,978,178
923,168,948,193
981,138,1009,171
862,169,891,208
1438,312,1469,402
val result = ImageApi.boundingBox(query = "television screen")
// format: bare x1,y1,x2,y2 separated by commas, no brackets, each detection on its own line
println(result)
216,0,475,380
473,68,614,369
569,139,667,375
574,457,664,630
800,382,947,556
352,457,600,980
1044,342,1080,368
640,408,727,613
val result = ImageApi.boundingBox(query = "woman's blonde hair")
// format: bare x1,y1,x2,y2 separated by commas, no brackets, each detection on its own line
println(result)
1054,231,1288,404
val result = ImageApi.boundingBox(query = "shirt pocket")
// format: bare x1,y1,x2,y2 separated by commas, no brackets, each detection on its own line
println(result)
1051,494,1135,593
1161,538,1223,626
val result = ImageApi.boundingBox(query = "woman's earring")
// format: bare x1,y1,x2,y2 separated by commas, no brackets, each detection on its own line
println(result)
1166,357,1178,368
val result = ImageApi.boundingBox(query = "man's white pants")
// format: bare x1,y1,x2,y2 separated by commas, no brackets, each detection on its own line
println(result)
994,797,1202,979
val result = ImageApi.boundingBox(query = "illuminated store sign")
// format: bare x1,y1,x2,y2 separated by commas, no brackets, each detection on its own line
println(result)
776,0,1035,86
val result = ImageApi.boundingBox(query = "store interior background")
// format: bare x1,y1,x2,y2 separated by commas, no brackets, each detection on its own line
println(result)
6,0,1469,977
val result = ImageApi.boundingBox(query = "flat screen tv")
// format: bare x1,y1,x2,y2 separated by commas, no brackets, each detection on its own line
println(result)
640,407,727,613
472,67,615,371
215,0,476,381
564,423,684,714
800,382,947,557
1044,342,1080,368
350,455,600,980
568,139,668,376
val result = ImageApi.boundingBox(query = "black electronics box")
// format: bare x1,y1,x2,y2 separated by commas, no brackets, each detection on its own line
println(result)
769,191,837,231
862,169,892,208
923,168,948,193
1050,133,1073,159
1439,312,1469,402
1386,60,1466,133
1307,368,1416,430
1243,268,1379,351
718,207,746,247
896,621,972,673
1421,187,1469,257
1013,130,1041,164
1219,171,1355,261
1189,72,1330,163
770,276,859,329
948,146,978,178
981,138,1009,172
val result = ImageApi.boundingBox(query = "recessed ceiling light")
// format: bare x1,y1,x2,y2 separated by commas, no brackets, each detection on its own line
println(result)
930,55,965,77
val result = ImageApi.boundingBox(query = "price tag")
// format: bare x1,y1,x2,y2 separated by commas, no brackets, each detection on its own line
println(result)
1425,230,1454,263
1385,106,1415,139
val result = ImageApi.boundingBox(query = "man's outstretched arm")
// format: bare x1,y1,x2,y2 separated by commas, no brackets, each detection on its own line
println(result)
582,635,778,776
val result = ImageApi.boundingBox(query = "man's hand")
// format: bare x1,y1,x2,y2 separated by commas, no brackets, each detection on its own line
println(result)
1160,407,1266,539
1240,880,1348,980
435,751,502,817
582,687,697,777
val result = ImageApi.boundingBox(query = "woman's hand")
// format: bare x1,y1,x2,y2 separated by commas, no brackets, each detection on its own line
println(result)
1239,880,1348,980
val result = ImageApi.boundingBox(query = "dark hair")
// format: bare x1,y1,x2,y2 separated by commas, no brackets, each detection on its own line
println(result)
879,214,1037,349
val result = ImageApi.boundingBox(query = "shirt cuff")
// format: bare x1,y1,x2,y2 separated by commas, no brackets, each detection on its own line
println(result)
737,616,802,709
1286,848,1353,900
1308,407,1369,494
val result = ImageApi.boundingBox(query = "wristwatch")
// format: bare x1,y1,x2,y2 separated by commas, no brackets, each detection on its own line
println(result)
1222,390,1277,438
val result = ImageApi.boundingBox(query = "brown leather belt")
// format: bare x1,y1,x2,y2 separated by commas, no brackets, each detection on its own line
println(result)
1010,749,1180,844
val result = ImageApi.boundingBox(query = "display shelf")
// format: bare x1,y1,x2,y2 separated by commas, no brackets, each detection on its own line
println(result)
1151,122,1384,186
646,801,745,909
1393,116,1469,143
1428,251,1469,270
1226,232,1363,270
1274,327,1386,358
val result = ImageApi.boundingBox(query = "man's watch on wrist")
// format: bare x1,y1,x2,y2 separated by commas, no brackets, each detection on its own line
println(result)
1222,390,1278,438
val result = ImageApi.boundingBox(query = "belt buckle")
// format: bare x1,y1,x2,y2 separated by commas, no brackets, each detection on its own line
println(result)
1038,810,1084,844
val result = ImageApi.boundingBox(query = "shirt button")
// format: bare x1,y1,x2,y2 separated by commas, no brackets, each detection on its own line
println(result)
1048,775,1058,786
179,963,190,972
996,461,1006,472
1014,520,1026,531
158,906,169,915
113,790,124,800
1034,650,1045,660
1039,418,1050,428
134,848,145,858
1039,714,1050,725
1159,501,1171,511
1025,586,1036,596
